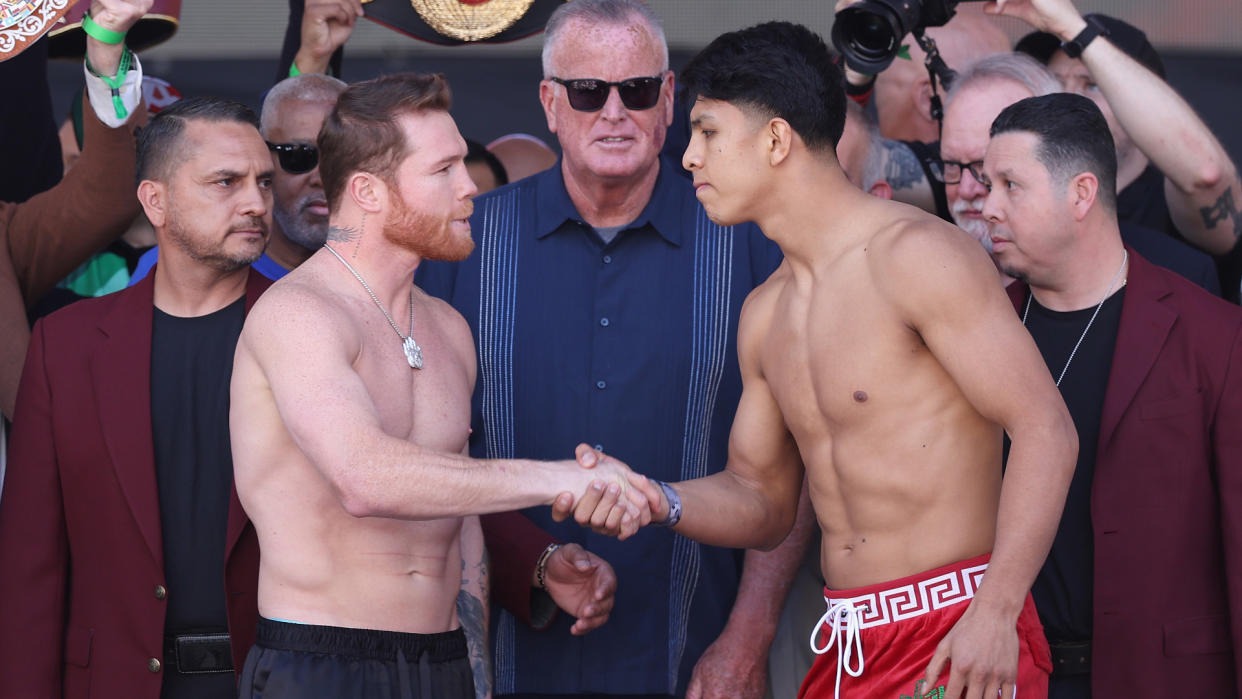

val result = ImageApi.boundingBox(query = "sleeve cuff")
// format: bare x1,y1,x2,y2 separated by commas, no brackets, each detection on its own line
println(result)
83,52,144,128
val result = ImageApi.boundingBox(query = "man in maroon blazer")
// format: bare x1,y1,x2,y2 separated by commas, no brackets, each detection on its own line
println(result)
0,95,277,698
981,93,1242,698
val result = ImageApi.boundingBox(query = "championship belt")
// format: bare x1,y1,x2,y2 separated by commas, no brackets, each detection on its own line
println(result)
0,0,73,61
47,0,180,58
361,0,565,46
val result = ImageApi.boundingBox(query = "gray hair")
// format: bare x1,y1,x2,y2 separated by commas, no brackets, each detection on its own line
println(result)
541,0,668,79
260,73,348,137
945,52,1062,108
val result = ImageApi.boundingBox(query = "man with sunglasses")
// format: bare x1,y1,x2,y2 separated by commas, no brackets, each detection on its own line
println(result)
417,1,792,697
128,74,347,285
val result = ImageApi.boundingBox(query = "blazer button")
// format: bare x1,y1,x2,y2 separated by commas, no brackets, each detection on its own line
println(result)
154,585,167,601
148,657,162,673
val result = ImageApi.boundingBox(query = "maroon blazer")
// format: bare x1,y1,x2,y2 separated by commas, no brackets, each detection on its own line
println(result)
1009,248,1242,696
0,270,270,698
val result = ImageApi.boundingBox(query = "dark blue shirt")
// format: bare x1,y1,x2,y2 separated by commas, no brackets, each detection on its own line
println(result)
418,157,783,695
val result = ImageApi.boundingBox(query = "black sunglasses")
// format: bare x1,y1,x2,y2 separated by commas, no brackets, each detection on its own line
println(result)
267,141,319,174
927,158,986,185
550,75,664,112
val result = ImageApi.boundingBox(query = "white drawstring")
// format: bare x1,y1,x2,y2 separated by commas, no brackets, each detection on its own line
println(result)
809,598,866,699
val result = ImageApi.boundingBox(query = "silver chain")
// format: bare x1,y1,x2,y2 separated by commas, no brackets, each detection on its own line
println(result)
322,243,416,348
1023,248,1127,387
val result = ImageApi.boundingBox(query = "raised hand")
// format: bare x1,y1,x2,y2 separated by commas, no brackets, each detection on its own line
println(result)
90,0,153,34
542,544,617,635
982,0,1087,38
87,0,153,75
295,0,365,75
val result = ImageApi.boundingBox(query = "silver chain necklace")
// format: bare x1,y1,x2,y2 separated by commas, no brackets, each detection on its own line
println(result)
1023,249,1127,387
323,244,423,369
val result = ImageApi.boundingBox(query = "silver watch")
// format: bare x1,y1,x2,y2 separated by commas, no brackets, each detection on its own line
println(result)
651,480,682,528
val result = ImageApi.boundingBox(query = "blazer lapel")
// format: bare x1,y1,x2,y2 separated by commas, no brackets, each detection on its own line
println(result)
92,274,162,566
1097,251,1176,451
225,269,274,561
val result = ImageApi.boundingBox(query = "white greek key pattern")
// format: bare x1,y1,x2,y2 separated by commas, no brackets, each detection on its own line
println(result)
825,563,988,630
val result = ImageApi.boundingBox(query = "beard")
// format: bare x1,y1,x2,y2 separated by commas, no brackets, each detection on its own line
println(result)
381,191,474,263
273,190,329,252
950,196,993,253
165,203,267,273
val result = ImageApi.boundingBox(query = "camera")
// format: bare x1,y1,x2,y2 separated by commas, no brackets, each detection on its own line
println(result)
832,0,982,74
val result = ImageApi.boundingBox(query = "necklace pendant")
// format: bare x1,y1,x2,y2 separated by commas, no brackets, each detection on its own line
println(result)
403,336,424,370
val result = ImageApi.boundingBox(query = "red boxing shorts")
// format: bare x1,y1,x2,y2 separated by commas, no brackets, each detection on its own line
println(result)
798,554,1051,699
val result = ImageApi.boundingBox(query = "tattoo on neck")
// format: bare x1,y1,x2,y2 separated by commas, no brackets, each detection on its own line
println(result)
354,212,366,258
326,225,359,243
1199,188,1242,241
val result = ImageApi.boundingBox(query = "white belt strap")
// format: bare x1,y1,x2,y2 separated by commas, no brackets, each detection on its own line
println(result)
810,598,866,699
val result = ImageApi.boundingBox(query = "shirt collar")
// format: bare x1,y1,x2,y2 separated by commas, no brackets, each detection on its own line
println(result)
533,156,684,246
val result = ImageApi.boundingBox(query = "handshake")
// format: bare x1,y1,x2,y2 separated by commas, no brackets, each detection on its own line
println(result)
548,444,671,540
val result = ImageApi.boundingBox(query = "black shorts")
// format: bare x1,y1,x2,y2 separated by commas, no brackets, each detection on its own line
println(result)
239,617,474,699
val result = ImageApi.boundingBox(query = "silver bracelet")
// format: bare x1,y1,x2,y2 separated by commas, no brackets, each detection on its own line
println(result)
535,542,561,590
651,480,682,528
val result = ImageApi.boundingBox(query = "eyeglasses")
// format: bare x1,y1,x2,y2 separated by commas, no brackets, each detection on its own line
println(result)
550,75,664,112
267,141,318,174
927,159,986,185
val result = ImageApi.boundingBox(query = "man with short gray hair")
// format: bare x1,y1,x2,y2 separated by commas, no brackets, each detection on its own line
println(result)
418,1,792,696
939,52,1219,293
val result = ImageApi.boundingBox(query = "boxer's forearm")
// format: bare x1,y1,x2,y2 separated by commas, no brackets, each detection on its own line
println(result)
668,469,801,551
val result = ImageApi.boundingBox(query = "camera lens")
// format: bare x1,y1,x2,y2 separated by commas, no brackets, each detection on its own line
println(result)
831,0,918,74
848,12,898,56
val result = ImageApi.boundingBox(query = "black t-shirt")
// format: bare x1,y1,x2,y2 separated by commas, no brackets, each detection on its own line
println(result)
1117,165,1177,242
1022,288,1125,642
150,296,246,637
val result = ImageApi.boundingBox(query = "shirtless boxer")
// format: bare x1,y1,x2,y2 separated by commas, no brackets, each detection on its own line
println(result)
582,23,1077,699
229,73,644,699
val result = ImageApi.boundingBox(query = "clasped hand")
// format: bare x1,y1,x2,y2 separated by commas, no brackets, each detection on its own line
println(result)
549,444,664,540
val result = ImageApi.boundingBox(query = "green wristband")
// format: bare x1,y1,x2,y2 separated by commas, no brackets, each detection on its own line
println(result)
82,11,126,45
288,61,302,78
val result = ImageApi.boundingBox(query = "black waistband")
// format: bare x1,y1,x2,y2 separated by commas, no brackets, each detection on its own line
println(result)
255,617,467,663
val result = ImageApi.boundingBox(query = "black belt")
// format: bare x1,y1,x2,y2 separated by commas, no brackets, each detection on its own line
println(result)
1049,640,1091,677
163,632,234,674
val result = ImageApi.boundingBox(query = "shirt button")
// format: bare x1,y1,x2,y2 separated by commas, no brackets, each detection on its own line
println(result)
148,657,162,673
596,380,607,390
603,255,612,264
154,585,167,601
599,317,610,327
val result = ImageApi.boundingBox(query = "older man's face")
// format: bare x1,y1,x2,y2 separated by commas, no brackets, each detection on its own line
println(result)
539,17,673,188
941,79,1035,252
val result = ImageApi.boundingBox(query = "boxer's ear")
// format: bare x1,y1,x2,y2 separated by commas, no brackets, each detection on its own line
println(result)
766,118,794,168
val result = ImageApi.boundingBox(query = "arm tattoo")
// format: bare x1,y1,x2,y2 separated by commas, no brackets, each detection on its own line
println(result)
1199,188,1242,241
326,225,359,243
458,554,492,699
880,139,927,191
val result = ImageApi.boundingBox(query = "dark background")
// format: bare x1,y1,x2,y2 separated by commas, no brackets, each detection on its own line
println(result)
45,48,1242,170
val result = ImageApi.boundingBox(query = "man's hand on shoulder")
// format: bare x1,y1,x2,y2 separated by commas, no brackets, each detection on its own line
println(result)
923,600,1020,699
542,544,617,635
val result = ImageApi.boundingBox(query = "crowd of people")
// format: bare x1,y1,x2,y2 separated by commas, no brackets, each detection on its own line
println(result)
0,0,1239,698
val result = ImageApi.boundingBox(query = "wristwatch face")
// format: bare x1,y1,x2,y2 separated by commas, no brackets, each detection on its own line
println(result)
0,0,74,62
